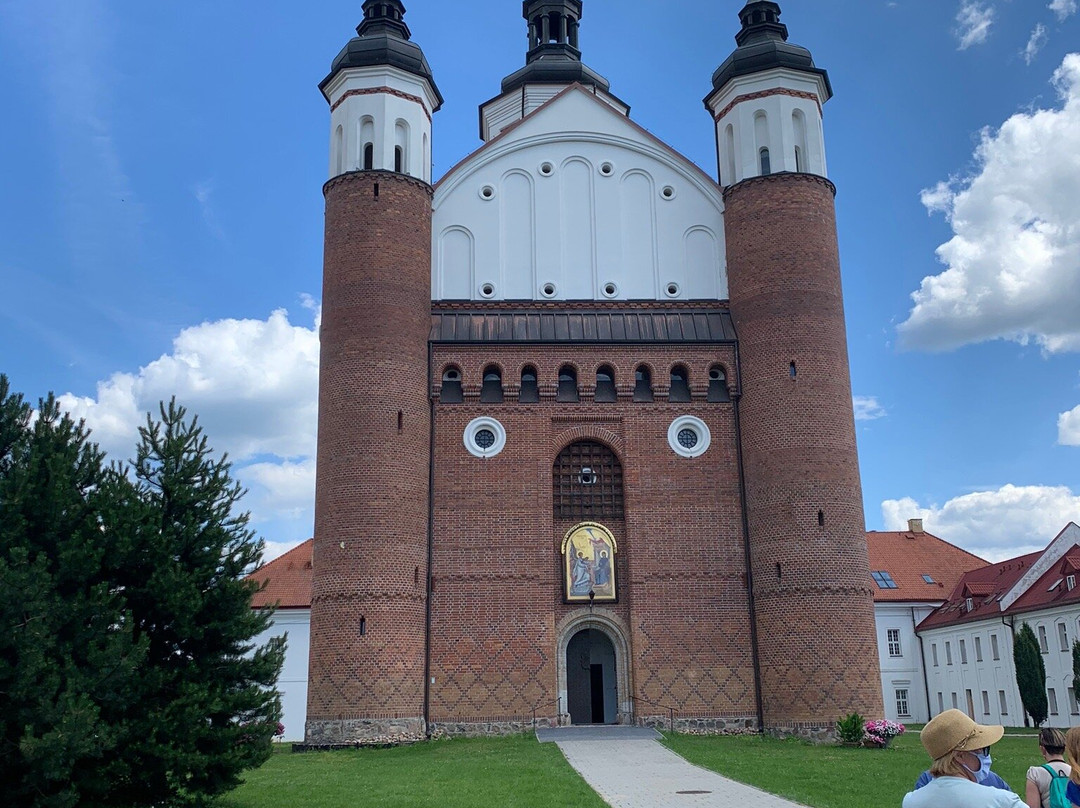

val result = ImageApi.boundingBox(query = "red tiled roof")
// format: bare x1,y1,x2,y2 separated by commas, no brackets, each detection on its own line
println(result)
247,539,313,609
1059,549,1080,574
917,551,1042,631
1007,544,1080,616
867,530,989,603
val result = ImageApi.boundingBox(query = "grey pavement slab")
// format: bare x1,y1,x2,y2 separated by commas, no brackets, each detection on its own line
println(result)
536,725,661,743
555,737,808,808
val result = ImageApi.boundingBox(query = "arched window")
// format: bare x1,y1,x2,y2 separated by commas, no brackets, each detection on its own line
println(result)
394,120,409,175
754,111,769,176
394,147,404,173
360,117,375,170
480,365,503,403
759,148,771,176
557,365,579,402
707,365,730,403
334,125,344,175
724,123,736,185
595,365,616,403
669,365,691,403
553,441,624,520
633,366,653,402
519,366,539,403
793,109,809,173
440,367,463,403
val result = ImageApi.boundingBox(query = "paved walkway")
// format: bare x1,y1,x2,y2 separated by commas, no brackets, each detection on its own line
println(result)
549,728,807,808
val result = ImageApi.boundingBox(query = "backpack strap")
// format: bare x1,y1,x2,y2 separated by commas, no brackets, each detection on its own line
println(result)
1042,763,1067,779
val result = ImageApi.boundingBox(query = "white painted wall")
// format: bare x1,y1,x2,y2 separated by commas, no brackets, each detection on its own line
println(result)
434,88,727,302
921,620,1023,725
254,608,311,742
708,67,829,186
875,602,940,723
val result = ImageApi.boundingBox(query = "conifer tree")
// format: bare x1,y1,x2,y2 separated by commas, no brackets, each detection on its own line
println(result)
0,378,283,807
1014,622,1048,727
1072,639,1080,710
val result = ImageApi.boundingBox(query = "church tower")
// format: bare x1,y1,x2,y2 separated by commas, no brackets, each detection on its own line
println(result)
708,1,884,735
306,0,442,744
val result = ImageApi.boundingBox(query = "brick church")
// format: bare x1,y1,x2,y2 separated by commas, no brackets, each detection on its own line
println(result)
306,0,884,743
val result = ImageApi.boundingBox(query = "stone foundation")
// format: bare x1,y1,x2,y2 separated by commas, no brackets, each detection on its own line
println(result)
428,720,533,738
305,716,426,746
636,714,760,734
764,723,836,744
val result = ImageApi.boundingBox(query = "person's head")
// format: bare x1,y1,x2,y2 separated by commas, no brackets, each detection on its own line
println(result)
1040,727,1067,758
1065,727,1080,783
921,710,1004,781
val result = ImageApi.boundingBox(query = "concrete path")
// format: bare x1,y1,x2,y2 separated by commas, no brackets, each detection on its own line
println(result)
550,729,807,808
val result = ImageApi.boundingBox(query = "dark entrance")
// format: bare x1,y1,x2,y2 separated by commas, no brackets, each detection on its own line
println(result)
566,628,617,724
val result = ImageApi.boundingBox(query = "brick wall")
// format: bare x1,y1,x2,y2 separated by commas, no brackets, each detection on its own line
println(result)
724,172,884,730
306,170,433,743
428,344,758,729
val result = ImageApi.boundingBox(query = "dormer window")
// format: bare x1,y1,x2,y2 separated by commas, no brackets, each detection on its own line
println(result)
1068,575,1076,592
965,597,974,612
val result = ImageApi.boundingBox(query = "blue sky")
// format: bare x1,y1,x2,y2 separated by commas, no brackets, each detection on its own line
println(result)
1,0,1078,563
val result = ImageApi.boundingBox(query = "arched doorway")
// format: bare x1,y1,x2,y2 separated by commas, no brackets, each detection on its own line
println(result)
566,628,618,724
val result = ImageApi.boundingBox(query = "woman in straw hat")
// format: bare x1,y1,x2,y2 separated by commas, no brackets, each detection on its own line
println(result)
903,709,1025,807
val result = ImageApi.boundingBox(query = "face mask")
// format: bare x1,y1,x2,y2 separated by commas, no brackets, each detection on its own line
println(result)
974,750,993,783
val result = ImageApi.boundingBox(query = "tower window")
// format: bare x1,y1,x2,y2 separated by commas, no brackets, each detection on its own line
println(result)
668,366,691,403
633,366,653,402
363,143,374,171
480,365,503,403
707,365,730,403
557,366,579,402
789,361,797,379
519,366,539,403
794,146,803,173
759,148,771,176
553,441,623,519
595,365,616,403
440,367,463,403
394,147,404,174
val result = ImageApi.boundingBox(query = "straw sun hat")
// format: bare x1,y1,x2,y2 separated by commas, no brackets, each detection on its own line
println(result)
921,709,1005,760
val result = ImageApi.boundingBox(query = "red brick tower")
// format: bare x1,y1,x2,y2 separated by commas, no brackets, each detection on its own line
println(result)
707,1,883,736
306,0,443,744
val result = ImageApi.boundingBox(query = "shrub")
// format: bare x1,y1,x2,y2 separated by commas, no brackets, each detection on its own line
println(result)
836,712,865,744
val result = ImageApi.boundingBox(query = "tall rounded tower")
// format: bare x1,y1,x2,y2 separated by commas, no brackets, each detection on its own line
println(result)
306,0,442,744
708,1,883,735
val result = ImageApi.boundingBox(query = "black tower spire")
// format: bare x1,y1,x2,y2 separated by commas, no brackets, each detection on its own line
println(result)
500,0,610,94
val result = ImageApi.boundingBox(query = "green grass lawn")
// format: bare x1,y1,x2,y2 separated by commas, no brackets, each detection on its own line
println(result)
216,735,607,808
662,730,1042,808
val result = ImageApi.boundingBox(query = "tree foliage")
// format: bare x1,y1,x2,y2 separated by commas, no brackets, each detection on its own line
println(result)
0,376,283,807
1014,622,1048,727
1072,639,1080,711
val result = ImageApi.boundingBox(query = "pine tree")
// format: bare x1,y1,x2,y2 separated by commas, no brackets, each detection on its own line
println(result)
1014,622,1048,727
0,379,283,807
1072,639,1080,710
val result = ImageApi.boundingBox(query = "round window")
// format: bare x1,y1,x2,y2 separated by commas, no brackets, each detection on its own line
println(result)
599,162,614,176
602,282,618,298
464,417,507,458
479,282,496,299
479,185,496,200
539,162,554,176
665,282,681,298
540,282,558,298
667,416,711,458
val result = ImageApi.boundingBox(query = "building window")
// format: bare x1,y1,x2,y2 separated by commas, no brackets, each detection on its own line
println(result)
895,689,910,717
759,147,771,176
707,365,730,403
363,143,374,171
887,629,902,657
975,635,983,662
965,597,974,612
999,690,1008,714
982,690,990,715
394,147,404,173
991,633,1000,661
872,571,898,589
1069,687,1079,715
937,692,944,713
922,574,935,584
1049,688,1060,715
519,366,539,403
557,366,579,402
463,417,507,459
931,643,939,667
1069,574,1076,591
440,366,463,403
633,366,653,402
945,641,953,665
951,692,958,709
595,365,617,403
1039,625,1049,653
667,416,712,459
1059,622,1069,651
553,441,624,520
959,639,968,665
480,365,504,403
668,366,691,402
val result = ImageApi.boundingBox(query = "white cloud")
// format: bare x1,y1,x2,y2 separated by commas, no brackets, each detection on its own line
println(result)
261,539,308,565
882,484,1080,561
853,395,887,421
1023,24,1048,65
899,54,1080,354
1050,0,1078,21
192,178,223,238
955,2,995,50
58,305,320,553
1060,405,1080,445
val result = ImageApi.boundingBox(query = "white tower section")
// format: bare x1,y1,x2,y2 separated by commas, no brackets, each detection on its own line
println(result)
320,1,442,183
704,2,832,187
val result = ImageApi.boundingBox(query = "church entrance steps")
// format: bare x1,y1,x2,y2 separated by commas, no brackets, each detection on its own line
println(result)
554,737,808,807
536,726,661,743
